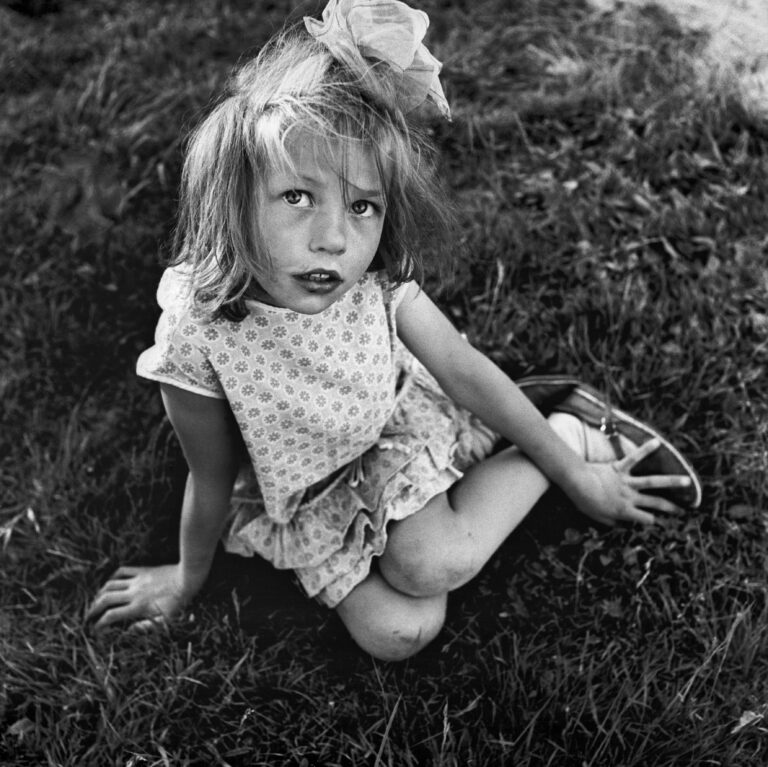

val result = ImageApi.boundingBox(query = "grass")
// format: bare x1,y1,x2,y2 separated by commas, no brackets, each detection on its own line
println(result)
2,0,768,763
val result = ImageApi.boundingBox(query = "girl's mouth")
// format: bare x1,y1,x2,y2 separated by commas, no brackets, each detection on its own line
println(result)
293,270,342,292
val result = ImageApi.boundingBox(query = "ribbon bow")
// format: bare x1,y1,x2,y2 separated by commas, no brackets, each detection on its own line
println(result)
304,0,451,119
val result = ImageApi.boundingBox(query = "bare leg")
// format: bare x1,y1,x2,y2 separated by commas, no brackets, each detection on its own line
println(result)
378,409,659,598
335,571,447,661
378,412,603,597
379,443,551,597
335,441,553,659
337,413,605,659
342,412,687,657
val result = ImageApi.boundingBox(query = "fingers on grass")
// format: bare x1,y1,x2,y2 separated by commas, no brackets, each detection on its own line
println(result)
129,617,168,635
92,604,143,630
92,602,169,632
87,590,128,620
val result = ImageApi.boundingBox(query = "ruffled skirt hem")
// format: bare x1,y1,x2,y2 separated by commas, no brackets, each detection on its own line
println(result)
222,356,498,607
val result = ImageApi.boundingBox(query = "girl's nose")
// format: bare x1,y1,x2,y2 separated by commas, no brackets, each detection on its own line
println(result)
310,206,346,254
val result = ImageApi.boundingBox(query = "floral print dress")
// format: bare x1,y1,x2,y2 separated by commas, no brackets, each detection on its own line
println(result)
137,267,496,606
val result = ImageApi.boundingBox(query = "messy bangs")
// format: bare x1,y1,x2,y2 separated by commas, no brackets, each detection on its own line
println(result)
172,26,456,321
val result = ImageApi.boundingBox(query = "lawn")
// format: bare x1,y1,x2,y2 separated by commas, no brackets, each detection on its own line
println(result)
2,0,768,764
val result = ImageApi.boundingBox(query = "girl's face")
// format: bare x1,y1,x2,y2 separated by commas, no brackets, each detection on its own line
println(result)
253,138,386,314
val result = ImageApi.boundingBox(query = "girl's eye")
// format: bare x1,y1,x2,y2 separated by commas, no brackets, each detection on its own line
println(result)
350,200,377,217
282,189,311,207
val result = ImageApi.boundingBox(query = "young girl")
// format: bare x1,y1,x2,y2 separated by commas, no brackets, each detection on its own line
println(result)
88,0,701,661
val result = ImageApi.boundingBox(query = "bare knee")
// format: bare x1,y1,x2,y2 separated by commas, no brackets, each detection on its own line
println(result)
349,609,444,661
381,544,478,598
337,576,446,662
380,497,481,598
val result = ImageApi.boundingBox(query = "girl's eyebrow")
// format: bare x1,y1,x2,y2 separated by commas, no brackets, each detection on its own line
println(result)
348,185,384,198
289,172,383,199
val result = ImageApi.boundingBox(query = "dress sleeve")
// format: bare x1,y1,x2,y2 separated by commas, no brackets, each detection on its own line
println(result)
389,280,413,311
135,269,226,399
378,272,413,314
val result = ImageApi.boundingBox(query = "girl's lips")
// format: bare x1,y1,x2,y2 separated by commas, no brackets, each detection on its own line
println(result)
293,270,342,292
295,269,341,281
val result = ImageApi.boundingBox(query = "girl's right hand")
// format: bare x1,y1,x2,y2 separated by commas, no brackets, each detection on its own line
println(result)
565,438,689,527
86,563,201,632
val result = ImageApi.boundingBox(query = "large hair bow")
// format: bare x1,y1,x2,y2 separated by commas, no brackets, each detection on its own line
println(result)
304,0,451,119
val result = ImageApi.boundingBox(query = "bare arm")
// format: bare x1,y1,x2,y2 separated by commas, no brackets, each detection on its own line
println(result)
395,284,686,524
395,284,585,488
88,384,242,628
162,384,242,593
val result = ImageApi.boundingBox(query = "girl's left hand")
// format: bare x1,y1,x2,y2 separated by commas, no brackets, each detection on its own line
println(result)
86,563,195,633
570,438,690,526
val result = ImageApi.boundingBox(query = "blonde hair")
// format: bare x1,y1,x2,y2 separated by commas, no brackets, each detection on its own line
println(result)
172,25,456,320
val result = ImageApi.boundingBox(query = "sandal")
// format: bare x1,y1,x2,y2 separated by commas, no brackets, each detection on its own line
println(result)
517,374,702,508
